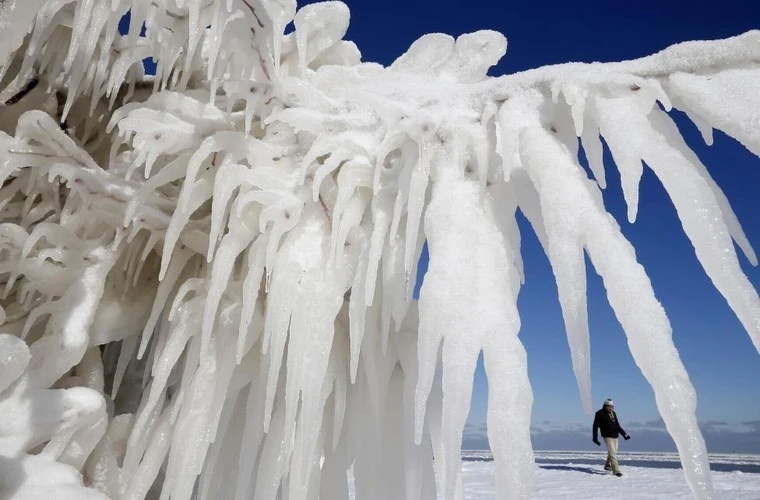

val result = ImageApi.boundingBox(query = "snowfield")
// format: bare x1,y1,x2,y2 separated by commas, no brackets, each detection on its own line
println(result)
466,452,760,499
349,452,760,499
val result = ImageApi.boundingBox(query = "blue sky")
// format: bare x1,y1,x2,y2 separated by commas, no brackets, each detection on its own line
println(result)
297,0,760,452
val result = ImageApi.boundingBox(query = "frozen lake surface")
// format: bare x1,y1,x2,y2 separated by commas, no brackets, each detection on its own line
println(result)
463,451,760,499
349,451,760,499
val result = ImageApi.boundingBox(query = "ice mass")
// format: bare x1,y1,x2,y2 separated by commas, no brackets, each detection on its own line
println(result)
0,0,758,498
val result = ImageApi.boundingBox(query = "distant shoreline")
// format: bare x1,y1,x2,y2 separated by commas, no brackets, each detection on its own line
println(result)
460,450,760,473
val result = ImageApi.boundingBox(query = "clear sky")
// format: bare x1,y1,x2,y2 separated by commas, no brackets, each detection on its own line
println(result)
293,0,760,453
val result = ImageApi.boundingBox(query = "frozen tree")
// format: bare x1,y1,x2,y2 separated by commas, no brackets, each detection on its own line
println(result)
0,0,758,498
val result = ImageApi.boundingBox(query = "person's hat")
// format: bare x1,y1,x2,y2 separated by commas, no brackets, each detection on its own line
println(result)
603,399,614,406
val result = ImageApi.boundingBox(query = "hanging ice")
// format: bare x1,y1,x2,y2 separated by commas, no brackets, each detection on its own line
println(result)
0,1,758,499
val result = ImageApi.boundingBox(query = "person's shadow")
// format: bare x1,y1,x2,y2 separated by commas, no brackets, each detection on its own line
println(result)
539,465,608,475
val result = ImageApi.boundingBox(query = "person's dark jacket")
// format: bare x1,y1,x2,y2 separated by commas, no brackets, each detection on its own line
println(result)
593,408,628,440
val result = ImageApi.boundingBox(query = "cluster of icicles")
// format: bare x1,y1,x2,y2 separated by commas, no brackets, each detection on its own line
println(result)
0,0,759,498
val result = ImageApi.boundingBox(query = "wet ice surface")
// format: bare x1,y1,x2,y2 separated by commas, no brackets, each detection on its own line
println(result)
348,451,760,499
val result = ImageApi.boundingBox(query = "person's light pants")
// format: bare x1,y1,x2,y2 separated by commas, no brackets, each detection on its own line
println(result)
604,437,620,474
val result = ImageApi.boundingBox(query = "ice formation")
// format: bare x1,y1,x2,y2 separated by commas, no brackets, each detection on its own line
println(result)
0,0,758,499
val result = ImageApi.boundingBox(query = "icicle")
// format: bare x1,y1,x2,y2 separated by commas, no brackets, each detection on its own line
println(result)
140,245,194,357
331,193,367,264
238,235,267,362
130,301,200,467
673,94,715,146
594,95,644,222
313,151,351,201
595,98,760,353
404,159,428,274
261,209,338,436
0,0,45,77
208,162,248,259
579,117,607,189
388,141,418,243
319,402,350,500
280,219,355,493
512,149,594,413
497,97,525,180
365,150,399,308
160,177,212,279
347,226,371,382
562,83,588,137
111,335,138,399
471,121,493,196
234,357,268,498
373,133,406,193
331,158,372,262
198,391,244,500
161,343,218,500
668,68,760,157
173,133,242,212
200,219,254,362
252,385,289,500
259,192,305,289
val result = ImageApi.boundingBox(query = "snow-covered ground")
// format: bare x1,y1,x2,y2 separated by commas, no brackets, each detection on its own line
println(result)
349,451,760,499
461,451,760,499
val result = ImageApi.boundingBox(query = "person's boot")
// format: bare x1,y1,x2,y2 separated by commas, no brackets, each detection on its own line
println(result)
604,465,611,471
614,472,623,477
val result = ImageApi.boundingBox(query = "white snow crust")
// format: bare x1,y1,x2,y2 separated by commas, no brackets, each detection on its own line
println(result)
437,452,760,500
347,452,760,499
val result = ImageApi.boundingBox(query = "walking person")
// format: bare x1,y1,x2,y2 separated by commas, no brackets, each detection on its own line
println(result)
592,398,630,476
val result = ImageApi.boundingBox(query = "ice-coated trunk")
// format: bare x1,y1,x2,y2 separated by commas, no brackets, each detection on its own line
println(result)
416,158,534,500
